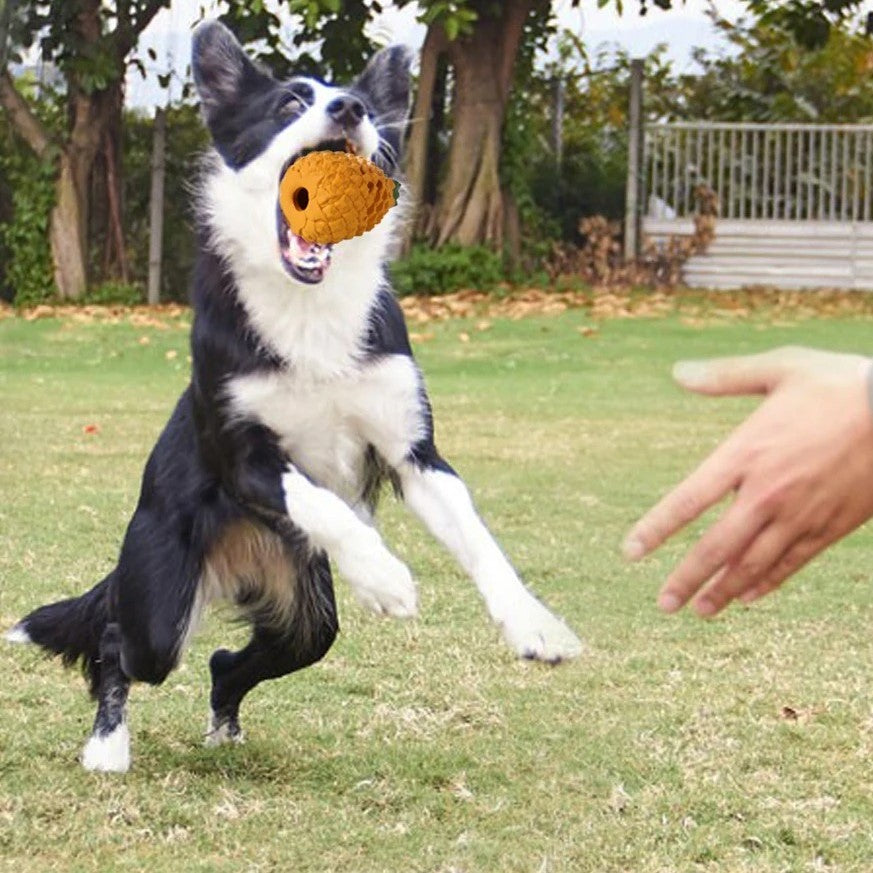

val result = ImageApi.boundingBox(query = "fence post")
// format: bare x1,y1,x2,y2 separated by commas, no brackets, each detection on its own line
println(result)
147,106,167,306
624,58,644,263
553,76,565,169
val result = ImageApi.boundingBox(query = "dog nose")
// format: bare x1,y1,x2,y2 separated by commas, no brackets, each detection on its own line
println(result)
326,95,366,128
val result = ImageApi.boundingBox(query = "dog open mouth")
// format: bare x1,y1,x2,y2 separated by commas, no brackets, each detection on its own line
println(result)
276,138,352,285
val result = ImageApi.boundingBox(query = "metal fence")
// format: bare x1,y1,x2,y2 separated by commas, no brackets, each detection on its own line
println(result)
646,122,873,222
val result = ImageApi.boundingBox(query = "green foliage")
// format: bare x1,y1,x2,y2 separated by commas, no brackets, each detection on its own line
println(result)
80,281,144,306
666,9,873,122
418,1,479,39
221,0,379,81
0,147,55,305
745,0,865,48
390,243,505,296
0,79,63,305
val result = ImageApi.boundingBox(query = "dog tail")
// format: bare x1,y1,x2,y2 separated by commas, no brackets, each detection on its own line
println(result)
5,574,112,696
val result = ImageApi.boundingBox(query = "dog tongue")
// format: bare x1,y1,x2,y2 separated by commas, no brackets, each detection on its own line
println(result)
288,230,332,274
289,231,330,255
294,236,319,254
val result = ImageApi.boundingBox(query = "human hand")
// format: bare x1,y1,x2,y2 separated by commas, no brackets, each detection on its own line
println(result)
623,346,873,617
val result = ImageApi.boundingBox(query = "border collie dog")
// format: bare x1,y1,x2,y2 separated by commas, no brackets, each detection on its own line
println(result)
5,22,581,773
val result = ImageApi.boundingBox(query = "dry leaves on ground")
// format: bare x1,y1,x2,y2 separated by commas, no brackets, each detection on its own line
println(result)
0,303,190,328
399,286,873,326
3,287,873,330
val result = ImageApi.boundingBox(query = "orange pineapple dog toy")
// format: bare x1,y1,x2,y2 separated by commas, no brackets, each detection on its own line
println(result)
279,149,397,246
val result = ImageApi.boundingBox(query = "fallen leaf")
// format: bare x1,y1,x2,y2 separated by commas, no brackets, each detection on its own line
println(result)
83,424,100,435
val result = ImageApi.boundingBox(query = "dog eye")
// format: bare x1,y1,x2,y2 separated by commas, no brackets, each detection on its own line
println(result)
278,94,304,117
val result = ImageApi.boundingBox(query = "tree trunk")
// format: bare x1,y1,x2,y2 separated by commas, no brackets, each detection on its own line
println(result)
428,0,545,249
45,90,109,299
50,154,88,299
403,24,446,251
94,79,127,283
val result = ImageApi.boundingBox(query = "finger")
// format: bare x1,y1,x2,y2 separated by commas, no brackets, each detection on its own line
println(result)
673,347,803,397
690,521,794,616
656,497,767,613
738,535,825,605
624,441,742,561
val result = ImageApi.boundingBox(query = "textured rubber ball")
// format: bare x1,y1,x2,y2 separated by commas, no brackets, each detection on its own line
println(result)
278,151,397,245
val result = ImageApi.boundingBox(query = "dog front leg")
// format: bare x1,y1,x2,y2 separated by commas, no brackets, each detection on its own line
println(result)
400,461,582,662
222,428,416,619
282,467,417,618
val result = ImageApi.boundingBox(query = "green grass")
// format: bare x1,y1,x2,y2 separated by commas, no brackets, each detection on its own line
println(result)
3,306,873,872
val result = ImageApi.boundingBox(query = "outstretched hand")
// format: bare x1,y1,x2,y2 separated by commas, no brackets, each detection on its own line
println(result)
623,347,873,617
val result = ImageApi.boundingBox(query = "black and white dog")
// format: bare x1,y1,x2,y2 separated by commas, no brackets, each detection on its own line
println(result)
5,22,581,773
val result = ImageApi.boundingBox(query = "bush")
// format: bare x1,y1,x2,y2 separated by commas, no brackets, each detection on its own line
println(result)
389,244,505,296
0,122,57,305
81,281,144,306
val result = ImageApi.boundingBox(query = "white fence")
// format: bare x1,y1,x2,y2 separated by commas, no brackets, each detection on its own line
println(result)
641,122,873,289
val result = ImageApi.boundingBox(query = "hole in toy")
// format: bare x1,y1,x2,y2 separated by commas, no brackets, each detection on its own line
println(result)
292,187,309,211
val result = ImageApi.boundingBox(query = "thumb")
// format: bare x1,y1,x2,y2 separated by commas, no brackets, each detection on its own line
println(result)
673,349,796,396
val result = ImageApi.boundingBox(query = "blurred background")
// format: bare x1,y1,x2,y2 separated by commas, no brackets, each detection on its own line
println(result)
1,0,872,306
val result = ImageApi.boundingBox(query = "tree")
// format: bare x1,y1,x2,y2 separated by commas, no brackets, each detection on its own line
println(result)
0,0,170,298
667,10,873,123
223,0,870,259
222,0,575,253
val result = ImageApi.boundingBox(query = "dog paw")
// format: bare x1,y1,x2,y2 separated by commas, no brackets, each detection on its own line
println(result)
497,594,583,664
204,710,244,747
81,723,131,773
340,530,418,619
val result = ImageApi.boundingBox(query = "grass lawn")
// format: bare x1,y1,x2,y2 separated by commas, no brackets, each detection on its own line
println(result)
2,299,873,871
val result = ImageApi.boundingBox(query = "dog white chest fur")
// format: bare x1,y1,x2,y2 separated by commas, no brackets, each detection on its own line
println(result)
229,353,425,503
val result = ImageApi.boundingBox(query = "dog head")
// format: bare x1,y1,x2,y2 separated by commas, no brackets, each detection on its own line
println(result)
193,21,411,288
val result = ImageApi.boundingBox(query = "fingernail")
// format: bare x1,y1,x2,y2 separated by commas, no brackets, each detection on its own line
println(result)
622,536,647,561
672,360,709,388
658,592,682,613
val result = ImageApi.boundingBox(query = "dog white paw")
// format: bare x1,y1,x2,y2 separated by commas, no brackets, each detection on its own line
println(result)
204,711,244,748
340,530,418,619
497,593,583,663
81,723,131,773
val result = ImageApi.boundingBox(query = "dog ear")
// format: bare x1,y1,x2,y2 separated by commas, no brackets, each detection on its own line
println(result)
353,45,413,124
192,21,272,120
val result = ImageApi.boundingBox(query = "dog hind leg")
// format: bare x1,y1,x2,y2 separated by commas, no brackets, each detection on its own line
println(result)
206,551,338,746
81,623,132,773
